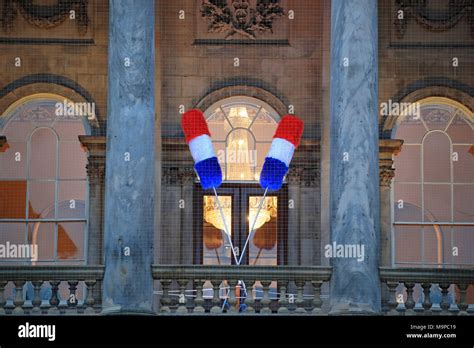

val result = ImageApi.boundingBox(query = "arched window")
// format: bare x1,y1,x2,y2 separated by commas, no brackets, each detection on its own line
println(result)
204,96,279,182
393,98,474,267
197,96,286,268
0,96,89,264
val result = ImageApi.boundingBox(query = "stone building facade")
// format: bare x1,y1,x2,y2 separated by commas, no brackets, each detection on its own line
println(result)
0,0,473,315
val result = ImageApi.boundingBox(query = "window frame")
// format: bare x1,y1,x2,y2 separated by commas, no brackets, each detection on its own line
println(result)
391,97,474,267
0,95,90,264
204,95,280,183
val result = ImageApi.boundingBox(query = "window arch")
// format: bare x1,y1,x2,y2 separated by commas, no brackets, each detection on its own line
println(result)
204,96,280,182
0,95,89,264
393,97,474,267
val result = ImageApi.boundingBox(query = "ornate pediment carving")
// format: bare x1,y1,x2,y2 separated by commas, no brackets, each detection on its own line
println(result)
201,0,284,40
394,0,473,38
1,0,89,35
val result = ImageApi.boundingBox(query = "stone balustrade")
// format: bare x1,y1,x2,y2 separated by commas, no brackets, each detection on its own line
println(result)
0,266,104,315
380,267,474,315
152,265,332,315
2,265,473,315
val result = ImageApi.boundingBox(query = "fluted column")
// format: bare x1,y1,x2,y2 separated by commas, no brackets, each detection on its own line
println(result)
329,0,380,314
102,0,155,314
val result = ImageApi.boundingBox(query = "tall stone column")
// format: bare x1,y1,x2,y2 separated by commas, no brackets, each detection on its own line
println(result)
102,0,155,314
329,0,380,314
79,135,106,310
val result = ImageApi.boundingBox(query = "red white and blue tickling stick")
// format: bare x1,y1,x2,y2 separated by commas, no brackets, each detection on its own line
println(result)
238,115,304,265
181,110,239,264
181,109,223,190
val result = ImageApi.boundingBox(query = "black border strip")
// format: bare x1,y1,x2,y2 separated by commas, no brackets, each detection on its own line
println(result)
0,315,473,346
194,39,290,46
0,38,95,46
389,43,474,49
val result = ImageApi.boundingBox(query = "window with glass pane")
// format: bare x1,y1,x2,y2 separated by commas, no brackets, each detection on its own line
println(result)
249,196,277,266
205,97,279,182
203,195,233,265
393,101,474,267
0,98,87,263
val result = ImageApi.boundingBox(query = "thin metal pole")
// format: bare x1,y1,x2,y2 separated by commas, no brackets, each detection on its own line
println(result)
213,186,239,265
238,187,269,265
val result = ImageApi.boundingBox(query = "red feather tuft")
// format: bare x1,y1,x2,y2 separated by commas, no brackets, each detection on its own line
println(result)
273,115,304,148
181,109,211,143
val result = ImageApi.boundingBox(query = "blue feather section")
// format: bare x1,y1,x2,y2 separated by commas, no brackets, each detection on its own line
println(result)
195,157,222,189
259,157,288,191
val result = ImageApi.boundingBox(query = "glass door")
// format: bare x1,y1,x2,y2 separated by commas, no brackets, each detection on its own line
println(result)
202,194,234,265
196,185,286,266
196,185,287,309
247,195,278,266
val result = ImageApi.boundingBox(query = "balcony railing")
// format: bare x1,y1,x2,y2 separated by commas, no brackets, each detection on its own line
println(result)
380,267,474,315
1,265,473,315
152,265,332,314
0,266,104,315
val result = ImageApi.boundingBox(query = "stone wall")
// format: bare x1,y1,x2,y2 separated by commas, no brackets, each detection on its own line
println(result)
158,0,325,266
0,0,109,132
0,0,472,268
158,0,324,138
378,0,474,137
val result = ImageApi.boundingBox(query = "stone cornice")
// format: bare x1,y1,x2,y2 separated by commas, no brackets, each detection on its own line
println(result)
287,166,319,187
162,137,320,166
162,166,195,185
79,135,106,179
78,135,106,157
162,137,321,187
379,139,404,187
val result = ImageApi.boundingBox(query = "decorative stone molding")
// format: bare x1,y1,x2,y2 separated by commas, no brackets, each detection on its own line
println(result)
161,137,320,187
78,135,106,180
0,81,101,130
1,0,89,35
195,85,288,118
162,166,196,186
379,167,396,187
287,166,319,188
287,166,304,185
394,0,473,38
85,162,105,180
381,87,473,138
78,135,105,157
293,139,320,164
379,139,404,187
179,167,196,185
300,167,319,188
201,0,284,40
